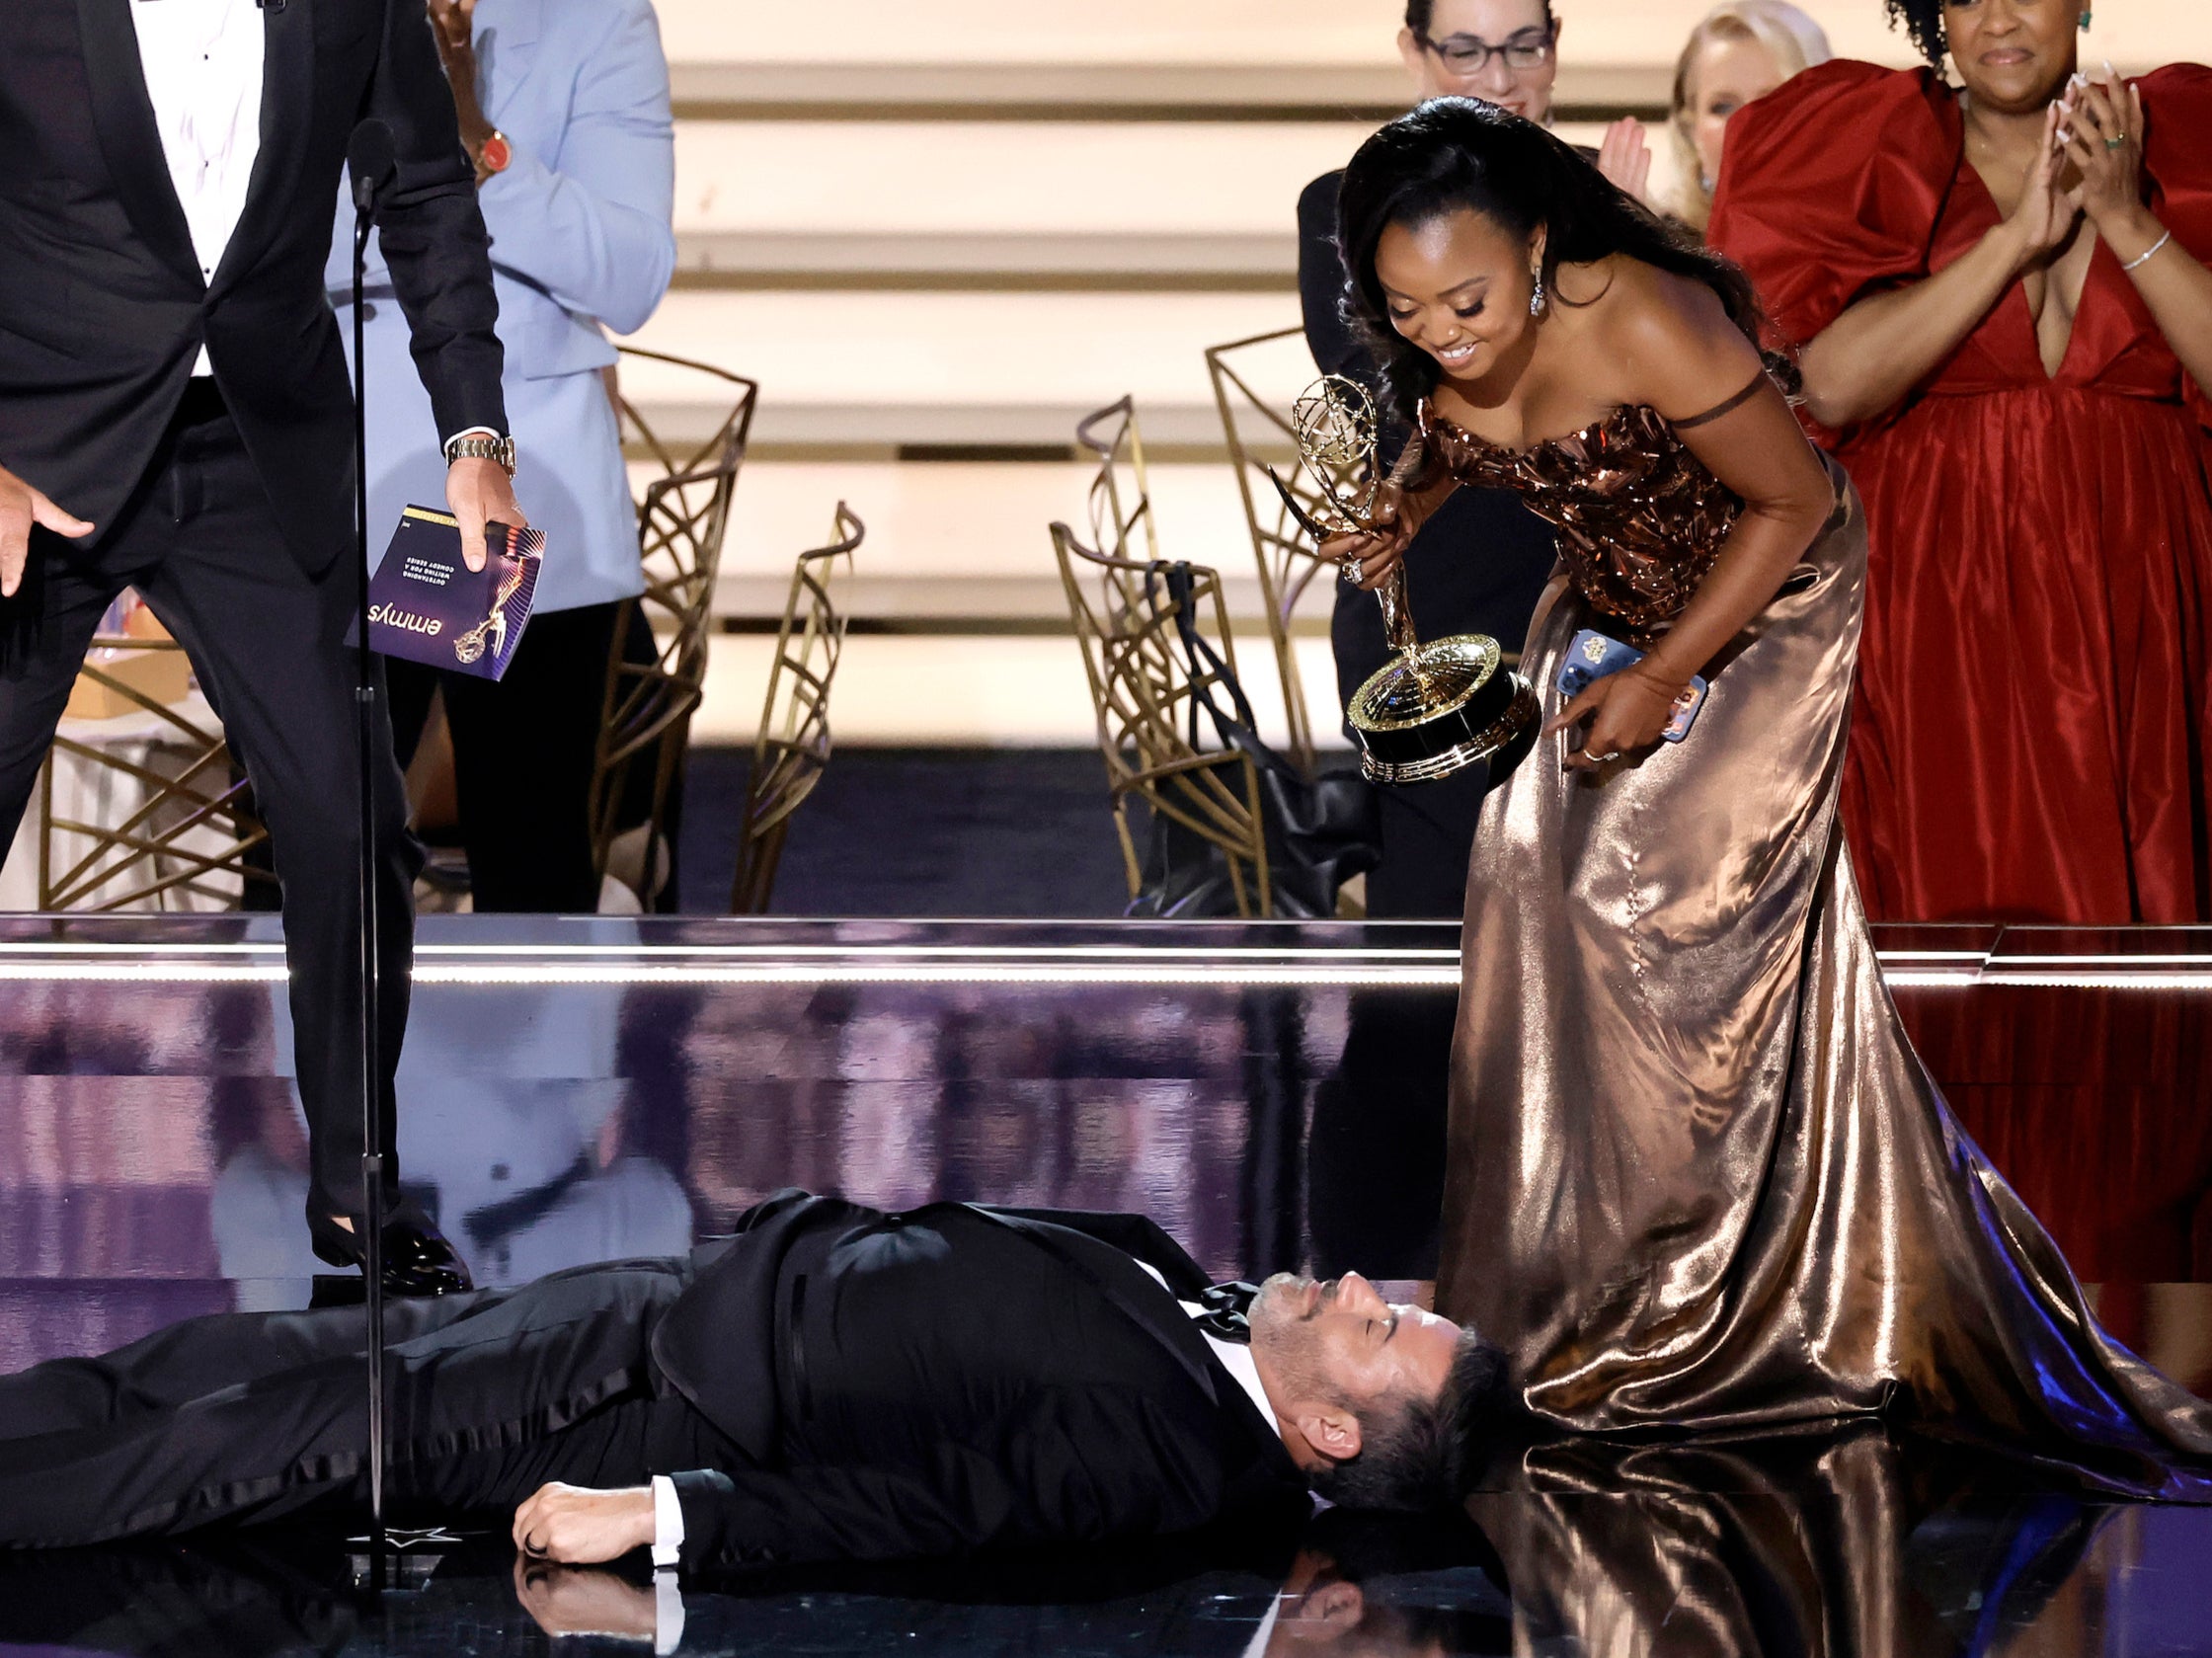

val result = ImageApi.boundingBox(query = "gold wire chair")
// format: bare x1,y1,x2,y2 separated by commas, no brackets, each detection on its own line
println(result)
38,637,276,910
730,503,864,914
1206,324,1351,779
588,347,759,909
1072,396,1162,567
1056,398,1273,916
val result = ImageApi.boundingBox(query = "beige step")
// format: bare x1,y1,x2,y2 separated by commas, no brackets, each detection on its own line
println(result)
700,458,1334,626
669,118,1671,287
655,1,2184,116
621,288,1302,451
672,118,1371,239
696,630,1348,750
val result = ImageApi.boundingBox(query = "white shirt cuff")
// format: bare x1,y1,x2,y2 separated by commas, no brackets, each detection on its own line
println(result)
650,1473,684,1568
653,1567,685,1654
441,425,502,456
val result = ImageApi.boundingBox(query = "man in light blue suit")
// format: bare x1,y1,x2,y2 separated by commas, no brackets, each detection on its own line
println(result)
330,0,675,911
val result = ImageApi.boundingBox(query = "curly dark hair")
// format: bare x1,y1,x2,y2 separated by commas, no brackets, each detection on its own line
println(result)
1884,0,1947,66
1335,97,1788,430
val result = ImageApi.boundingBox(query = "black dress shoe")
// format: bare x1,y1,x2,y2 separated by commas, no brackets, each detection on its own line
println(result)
310,1215,475,1300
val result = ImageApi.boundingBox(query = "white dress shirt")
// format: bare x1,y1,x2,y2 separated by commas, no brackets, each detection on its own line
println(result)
130,0,265,375
132,0,499,452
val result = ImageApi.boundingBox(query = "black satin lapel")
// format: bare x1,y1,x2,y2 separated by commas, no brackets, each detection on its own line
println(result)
210,0,314,295
968,1208,1223,1406
966,1204,1214,1297
73,0,199,286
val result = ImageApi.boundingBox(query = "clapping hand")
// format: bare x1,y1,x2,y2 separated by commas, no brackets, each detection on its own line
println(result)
2000,103,2079,271
2058,66,2150,234
1545,663,1688,772
1595,118,1656,209
426,0,495,166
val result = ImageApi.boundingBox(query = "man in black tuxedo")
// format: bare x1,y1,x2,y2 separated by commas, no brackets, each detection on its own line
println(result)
0,1192,1509,1563
0,1,526,1293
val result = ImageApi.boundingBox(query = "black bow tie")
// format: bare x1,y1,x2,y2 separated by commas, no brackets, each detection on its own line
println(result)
1192,1281,1259,1344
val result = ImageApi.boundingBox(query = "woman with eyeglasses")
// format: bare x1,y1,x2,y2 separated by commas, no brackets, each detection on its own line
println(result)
1708,2,2212,926
1297,1,1656,919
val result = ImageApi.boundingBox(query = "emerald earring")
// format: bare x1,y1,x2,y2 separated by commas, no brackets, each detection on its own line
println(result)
2080,9,2093,30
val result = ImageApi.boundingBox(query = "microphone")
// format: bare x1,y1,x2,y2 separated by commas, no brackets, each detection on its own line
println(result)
343,109,397,1537
348,119,398,217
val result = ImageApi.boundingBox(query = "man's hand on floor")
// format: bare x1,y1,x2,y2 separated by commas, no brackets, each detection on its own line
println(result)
513,1481,657,1563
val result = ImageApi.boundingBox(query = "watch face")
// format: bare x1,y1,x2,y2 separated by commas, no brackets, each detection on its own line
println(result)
482,133,513,173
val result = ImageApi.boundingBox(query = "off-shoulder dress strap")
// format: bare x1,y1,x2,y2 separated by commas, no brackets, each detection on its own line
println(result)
1671,373,1769,431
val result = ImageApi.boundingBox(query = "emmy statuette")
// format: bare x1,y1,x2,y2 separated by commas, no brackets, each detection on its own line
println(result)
1269,375,1538,785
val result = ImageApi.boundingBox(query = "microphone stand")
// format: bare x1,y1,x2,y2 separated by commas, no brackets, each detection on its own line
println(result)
350,161,390,1545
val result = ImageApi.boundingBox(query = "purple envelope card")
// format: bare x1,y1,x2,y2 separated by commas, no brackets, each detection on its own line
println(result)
367,507,543,681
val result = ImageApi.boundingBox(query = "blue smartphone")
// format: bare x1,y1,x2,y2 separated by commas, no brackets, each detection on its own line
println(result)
1555,629,1708,743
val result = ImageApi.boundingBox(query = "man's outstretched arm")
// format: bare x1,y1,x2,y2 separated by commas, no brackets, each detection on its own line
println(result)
513,1389,1231,1567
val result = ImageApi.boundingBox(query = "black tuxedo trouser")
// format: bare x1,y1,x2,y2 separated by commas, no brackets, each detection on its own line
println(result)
0,382,419,1229
385,600,627,913
0,1261,731,1547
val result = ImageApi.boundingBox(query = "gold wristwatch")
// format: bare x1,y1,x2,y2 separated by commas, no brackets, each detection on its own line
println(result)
444,433,516,476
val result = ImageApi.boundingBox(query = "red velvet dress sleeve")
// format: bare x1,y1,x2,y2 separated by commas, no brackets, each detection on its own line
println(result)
2140,63,2212,436
1705,61,1960,446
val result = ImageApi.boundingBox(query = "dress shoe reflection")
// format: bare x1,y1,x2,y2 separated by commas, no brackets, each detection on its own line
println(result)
1462,1427,2107,1657
260,980,693,1288
1307,994,1456,1279
514,1557,659,1643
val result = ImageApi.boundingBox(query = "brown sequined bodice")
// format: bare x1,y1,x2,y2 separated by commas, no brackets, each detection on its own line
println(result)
1419,402,1743,640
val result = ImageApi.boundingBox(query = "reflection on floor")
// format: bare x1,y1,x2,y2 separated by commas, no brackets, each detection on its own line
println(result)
2,1425,2209,1656
4,914,2212,1653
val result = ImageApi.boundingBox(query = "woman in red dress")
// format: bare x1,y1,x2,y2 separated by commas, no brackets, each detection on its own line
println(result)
1708,1,2212,922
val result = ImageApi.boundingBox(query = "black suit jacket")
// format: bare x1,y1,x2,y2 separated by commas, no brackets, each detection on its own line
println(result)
648,1191,1308,1567
0,0,506,573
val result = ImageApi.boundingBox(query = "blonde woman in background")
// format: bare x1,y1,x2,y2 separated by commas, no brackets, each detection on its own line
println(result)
1669,2,1833,232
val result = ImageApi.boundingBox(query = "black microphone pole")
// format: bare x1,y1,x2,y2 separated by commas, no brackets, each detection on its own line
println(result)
346,117,398,1542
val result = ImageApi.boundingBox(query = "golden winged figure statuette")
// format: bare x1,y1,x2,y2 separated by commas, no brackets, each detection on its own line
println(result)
1265,373,1417,655
452,556,528,667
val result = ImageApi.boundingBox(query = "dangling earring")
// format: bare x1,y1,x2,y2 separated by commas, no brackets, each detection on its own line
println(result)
1529,273,1546,318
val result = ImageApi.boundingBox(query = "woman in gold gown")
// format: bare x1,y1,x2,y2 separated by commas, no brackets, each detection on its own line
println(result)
1323,98,2212,1499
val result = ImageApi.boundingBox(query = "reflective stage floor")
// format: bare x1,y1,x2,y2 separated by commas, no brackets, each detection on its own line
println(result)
4,915,2212,1654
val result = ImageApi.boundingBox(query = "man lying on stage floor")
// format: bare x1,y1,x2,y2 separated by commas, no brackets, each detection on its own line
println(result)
0,1191,1507,1562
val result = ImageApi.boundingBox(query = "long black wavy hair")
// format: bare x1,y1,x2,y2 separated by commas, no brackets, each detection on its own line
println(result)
1884,0,1947,66
1335,97,1784,428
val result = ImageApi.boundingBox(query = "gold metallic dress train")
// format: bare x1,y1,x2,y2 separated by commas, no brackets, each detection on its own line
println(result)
1424,401,2212,1500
